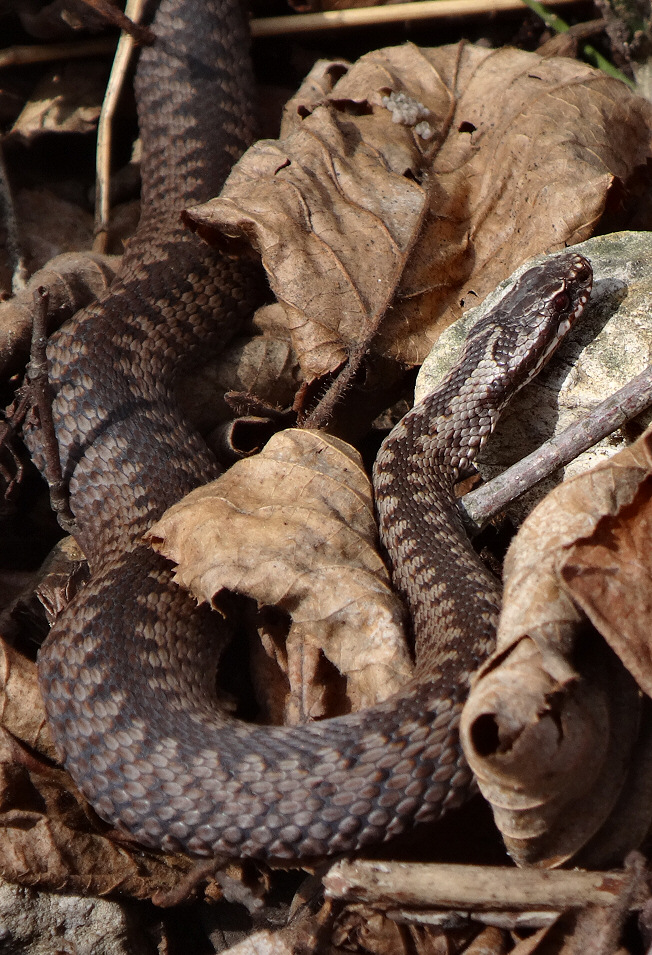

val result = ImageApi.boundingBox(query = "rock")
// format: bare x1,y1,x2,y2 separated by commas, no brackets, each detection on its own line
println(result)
0,879,150,955
415,231,652,521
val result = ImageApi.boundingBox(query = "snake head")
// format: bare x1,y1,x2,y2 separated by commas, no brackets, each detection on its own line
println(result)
480,251,593,396
413,251,593,478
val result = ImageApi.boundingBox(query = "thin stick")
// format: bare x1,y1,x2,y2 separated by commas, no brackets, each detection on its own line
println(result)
324,859,649,911
462,366,652,529
0,396,27,497
301,341,367,430
520,0,635,88
0,38,116,70
80,0,154,44
94,0,147,253
251,0,580,36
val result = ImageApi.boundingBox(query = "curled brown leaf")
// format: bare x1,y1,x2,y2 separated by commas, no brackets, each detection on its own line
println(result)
0,251,118,379
149,429,412,722
0,641,54,761
560,463,652,697
460,425,652,867
186,43,652,378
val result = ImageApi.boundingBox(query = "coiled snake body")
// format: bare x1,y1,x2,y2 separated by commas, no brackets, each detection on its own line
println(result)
30,0,593,859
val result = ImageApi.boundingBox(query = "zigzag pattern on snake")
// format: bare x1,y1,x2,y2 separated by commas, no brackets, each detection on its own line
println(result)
27,0,593,859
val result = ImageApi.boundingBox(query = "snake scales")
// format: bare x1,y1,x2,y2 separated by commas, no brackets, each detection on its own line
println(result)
27,0,593,859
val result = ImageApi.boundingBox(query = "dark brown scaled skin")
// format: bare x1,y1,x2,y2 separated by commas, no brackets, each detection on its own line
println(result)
28,0,593,860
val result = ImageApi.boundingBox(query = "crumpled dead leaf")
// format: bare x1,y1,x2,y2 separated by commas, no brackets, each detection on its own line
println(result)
10,61,106,140
0,251,118,379
460,424,652,868
149,429,412,723
13,188,96,277
186,42,652,378
176,303,300,439
0,641,55,761
560,462,652,698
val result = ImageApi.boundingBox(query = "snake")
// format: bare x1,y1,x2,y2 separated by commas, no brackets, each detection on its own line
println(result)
26,0,593,860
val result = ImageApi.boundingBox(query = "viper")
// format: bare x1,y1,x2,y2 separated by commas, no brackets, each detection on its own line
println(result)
26,0,593,859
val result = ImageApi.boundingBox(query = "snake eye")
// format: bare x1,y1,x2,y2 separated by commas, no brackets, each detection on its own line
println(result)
551,290,570,312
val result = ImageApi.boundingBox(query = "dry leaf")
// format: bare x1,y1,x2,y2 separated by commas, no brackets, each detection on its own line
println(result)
10,61,105,140
186,42,652,378
466,928,510,955
15,1,108,40
177,311,300,435
460,426,652,867
560,469,652,697
149,429,412,722
0,641,55,761
0,251,118,379
13,188,96,276
333,908,461,955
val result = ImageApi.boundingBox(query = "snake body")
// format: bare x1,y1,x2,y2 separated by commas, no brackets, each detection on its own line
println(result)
30,0,593,859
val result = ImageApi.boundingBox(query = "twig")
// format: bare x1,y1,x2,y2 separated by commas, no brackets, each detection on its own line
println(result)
537,17,608,56
80,0,154,44
251,0,580,35
324,859,650,913
0,398,27,498
301,342,367,430
593,853,648,955
27,288,75,532
94,0,147,253
462,366,652,529
520,0,636,88
0,38,116,70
